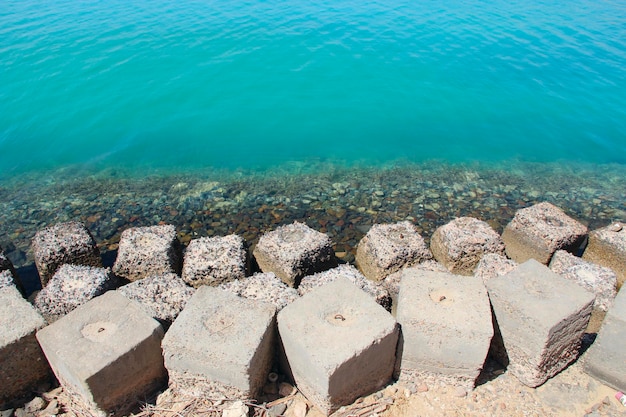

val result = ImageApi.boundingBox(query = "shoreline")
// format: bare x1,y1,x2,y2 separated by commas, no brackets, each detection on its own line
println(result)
1,159,625,293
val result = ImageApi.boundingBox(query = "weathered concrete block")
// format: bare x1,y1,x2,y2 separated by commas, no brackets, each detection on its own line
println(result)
34,264,119,323
396,269,493,387
298,264,391,311
278,278,398,414
584,286,626,391
430,217,505,276
583,222,626,289
550,250,617,312
474,253,518,282
485,259,595,387
382,260,448,303
118,273,195,326
181,234,248,288
112,224,181,282
162,286,276,399
218,272,299,312
253,221,336,287
502,202,587,265
32,221,101,286
36,291,166,416
0,248,23,293
0,287,50,408
355,221,432,281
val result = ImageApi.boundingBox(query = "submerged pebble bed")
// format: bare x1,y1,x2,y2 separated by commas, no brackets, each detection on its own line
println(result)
1,161,624,284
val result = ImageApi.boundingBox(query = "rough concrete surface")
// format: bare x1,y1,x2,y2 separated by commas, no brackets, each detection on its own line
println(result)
549,250,617,312
583,221,626,289
31,221,102,286
252,221,337,287
181,234,247,288
0,249,23,293
112,224,182,282
34,264,119,323
0,269,15,290
36,291,166,417
355,221,432,281
162,286,277,399
395,269,493,387
474,253,518,282
382,260,448,306
583,284,626,392
486,259,595,388
218,271,299,312
278,277,398,415
0,286,50,409
118,272,195,325
298,264,392,311
502,202,588,265
430,217,505,276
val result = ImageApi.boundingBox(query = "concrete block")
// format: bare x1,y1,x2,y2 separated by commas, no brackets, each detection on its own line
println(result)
298,264,391,311
474,253,518,282
118,272,195,326
0,287,50,408
502,202,587,265
583,222,626,289
112,224,181,282
0,248,23,293
382,260,447,303
430,217,505,275
218,272,299,312
36,291,166,416
162,286,276,399
34,264,119,323
355,221,432,281
32,221,101,286
584,286,626,391
550,250,617,312
181,234,248,288
278,278,398,414
485,259,595,387
252,221,337,287
395,269,493,387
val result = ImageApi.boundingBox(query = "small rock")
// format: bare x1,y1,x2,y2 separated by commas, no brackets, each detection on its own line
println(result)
42,387,62,401
609,223,623,232
24,397,45,413
287,400,307,417
279,382,297,397
37,400,59,416
268,402,287,417
417,383,429,393
1,410,14,417
222,400,248,417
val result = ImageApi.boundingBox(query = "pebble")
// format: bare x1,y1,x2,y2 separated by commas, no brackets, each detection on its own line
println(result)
268,403,288,417
454,386,468,398
279,382,297,397
24,397,45,413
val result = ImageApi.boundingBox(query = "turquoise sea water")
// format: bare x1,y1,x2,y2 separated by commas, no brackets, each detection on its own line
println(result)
1,0,626,277
2,0,626,176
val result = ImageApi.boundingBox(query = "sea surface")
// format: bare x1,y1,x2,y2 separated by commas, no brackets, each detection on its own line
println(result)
0,0,625,279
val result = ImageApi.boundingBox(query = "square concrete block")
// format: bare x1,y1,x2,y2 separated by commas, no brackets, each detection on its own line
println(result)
162,286,276,399
550,250,617,312
396,269,493,387
502,202,587,265
0,286,50,408
36,291,166,416
218,272,299,312
430,217,505,276
112,224,182,282
486,259,595,387
355,221,432,281
181,234,248,288
0,248,23,294
32,221,102,286
584,286,626,391
583,222,626,289
34,264,119,323
278,277,398,415
118,272,195,326
298,264,392,312
253,221,337,287
474,253,518,282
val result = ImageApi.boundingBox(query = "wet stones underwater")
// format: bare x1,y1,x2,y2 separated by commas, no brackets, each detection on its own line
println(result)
1,161,625,292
